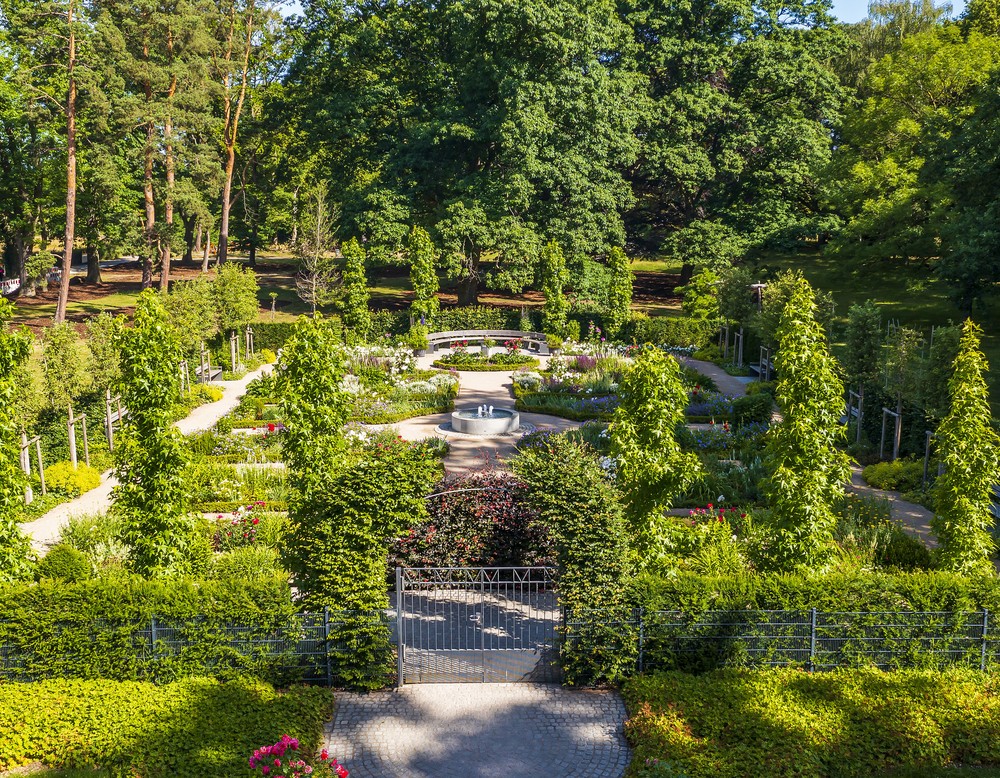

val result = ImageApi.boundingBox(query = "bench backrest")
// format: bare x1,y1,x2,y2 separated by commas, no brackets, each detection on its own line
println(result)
426,329,547,344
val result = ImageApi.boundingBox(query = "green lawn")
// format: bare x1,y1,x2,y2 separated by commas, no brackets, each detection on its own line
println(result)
758,249,1000,408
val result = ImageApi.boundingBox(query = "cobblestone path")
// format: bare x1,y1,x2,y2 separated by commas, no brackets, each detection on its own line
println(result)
325,683,630,778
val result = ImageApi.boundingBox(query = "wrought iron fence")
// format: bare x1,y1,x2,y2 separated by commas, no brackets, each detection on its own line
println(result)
4,605,999,687
566,608,998,675
0,609,391,687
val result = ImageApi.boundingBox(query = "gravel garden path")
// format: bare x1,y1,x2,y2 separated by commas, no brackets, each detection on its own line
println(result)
325,683,630,778
18,365,274,551
677,356,939,547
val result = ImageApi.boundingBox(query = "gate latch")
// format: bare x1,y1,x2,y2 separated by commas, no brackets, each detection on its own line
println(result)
469,613,481,623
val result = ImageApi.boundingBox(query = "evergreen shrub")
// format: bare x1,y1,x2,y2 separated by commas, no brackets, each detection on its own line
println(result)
34,544,91,582
0,676,333,776
624,668,1000,778
44,461,102,497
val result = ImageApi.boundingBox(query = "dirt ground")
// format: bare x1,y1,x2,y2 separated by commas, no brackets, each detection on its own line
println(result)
10,260,683,331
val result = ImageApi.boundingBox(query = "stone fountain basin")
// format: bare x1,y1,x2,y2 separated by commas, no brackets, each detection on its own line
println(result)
451,408,520,435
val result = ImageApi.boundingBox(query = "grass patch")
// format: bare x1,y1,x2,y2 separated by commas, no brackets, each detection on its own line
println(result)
758,249,1000,409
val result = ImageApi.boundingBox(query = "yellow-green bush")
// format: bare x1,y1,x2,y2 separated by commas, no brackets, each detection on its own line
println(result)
259,347,278,364
862,458,925,493
0,676,334,776
35,544,91,582
44,461,102,498
624,668,1000,778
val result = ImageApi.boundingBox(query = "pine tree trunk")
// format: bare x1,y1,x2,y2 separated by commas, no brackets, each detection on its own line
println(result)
55,0,77,324
142,120,156,289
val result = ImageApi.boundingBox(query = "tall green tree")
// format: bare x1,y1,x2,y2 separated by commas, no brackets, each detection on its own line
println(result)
290,0,641,303
40,322,91,410
113,290,190,575
604,246,633,339
214,262,259,335
828,27,1000,266
541,240,569,338
408,226,439,325
624,0,844,278
0,299,35,582
938,70,1000,312
931,320,1000,574
340,237,369,340
761,276,851,571
610,347,701,554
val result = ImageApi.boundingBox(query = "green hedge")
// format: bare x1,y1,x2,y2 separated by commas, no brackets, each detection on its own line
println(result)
433,358,540,372
621,571,1000,674
0,676,334,777
634,570,1000,615
0,577,307,685
624,668,1000,778
431,306,524,331
628,315,715,348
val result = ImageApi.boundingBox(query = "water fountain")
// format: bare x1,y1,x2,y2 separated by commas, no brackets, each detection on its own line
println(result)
449,405,521,436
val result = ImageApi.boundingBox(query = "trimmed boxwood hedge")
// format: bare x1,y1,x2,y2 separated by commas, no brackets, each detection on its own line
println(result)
624,667,1000,778
0,577,304,685
432,358,540,372
0,676,334,777
633,570,1000,614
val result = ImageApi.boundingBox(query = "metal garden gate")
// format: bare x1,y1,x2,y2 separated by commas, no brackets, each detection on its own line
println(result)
394,566,560,684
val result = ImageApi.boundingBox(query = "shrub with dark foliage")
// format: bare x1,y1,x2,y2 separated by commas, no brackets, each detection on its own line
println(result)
390,470,551,568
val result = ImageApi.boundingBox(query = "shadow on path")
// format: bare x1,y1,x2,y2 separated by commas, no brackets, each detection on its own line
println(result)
326,683,630,778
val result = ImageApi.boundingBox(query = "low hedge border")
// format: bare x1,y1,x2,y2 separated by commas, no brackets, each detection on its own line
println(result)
514,397,615,422
0,676,334,776
351,400,454,424
432,358,540,372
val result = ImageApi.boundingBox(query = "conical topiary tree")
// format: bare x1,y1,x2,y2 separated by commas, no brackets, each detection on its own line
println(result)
761,275,851,571
931,319,1000,574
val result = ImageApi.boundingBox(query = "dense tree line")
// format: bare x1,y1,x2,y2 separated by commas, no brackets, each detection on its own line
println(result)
2,0,1000,317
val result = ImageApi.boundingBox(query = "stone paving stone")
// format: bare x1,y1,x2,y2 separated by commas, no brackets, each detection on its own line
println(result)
325,683,631,778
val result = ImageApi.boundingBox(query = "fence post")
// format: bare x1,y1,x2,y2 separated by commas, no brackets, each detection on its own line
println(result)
809,608,817,672
396,566,405,688
982,609,990,672
323,606,332,688
150,615,158,676
637,607,645,674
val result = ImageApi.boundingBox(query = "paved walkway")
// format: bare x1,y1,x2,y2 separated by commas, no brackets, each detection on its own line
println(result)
19,365,273,551
325,684,630,778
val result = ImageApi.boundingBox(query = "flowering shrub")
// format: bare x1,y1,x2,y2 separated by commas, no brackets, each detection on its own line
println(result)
249,735,348,777
504,337,524,354
390,470,552,567
213,502,265,551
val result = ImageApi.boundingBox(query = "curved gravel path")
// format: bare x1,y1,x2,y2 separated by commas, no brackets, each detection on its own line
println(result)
325,683,630,778
18,365,274,551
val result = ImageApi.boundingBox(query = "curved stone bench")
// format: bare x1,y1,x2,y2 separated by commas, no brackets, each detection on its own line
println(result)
425,329,550,356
